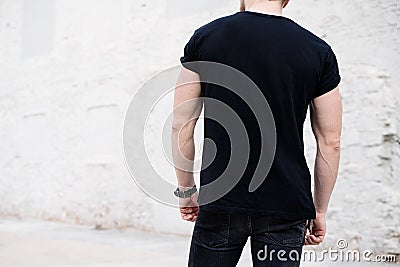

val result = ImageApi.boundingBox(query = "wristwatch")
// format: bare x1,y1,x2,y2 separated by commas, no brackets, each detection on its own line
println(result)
174,185,197,198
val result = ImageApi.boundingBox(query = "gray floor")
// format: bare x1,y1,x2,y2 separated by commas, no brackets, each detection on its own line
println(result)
0,218,396,267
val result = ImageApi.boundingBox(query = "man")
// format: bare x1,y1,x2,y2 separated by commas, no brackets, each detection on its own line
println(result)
171,0,342,266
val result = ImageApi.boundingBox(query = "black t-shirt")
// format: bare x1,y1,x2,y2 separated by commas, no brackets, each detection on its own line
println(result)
180,11,341,221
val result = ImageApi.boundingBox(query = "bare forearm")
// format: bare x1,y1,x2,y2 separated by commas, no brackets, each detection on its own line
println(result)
171,127,196,188
171,68,201,189
313,143,340,214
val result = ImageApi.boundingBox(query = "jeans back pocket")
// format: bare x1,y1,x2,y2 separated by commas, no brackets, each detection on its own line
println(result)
193,208,230,248
266,219,307,247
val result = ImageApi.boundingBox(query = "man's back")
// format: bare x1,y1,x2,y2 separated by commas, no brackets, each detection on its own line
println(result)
180,11,341,221
173,2,342,265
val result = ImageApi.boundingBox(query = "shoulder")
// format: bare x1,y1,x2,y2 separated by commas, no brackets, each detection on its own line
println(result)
293,23,332,52
193,13,238,37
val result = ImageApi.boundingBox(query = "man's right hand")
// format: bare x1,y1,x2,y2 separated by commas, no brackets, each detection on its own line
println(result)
305,212,326,245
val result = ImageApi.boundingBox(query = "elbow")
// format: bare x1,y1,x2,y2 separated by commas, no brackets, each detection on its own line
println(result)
172,121,182,133
172,118,187,133
331,138,341,152
172,119,195,139
317,137,341,152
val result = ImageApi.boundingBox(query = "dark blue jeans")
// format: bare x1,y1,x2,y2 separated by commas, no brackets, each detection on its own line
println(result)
188,207,307,267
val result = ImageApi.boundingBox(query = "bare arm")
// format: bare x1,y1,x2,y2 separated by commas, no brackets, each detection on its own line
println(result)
311,86,342,214
171,67,202,221
306,86,342,245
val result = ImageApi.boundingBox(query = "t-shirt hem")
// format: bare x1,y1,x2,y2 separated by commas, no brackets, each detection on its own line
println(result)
180,58,200,74
199,203,316,221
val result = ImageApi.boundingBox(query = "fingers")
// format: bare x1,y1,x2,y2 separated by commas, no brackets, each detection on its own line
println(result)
179,203,197,208
187,214,197,222
181,207,198,215
305,232,325,245
181,212,197,221
180,207,198,222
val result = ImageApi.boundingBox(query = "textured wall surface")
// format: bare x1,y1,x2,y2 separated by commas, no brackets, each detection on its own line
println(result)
0,0,398,256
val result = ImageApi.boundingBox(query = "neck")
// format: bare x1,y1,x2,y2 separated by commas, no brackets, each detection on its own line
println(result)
246,1,283,16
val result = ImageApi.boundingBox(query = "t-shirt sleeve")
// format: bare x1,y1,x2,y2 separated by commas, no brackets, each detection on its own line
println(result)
313,46,341,98
180,31,200,73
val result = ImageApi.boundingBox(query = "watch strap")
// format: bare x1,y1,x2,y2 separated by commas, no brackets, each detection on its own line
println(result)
174,185,197,198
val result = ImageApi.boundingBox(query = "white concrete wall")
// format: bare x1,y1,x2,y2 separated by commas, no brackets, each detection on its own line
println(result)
0,0,398,256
